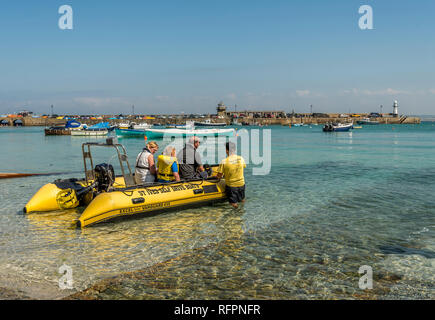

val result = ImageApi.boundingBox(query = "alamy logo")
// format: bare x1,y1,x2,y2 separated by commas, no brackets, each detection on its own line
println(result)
358,265,373,289
162,129,272,176
58,5,73,30
58,264,73,289
359,5,373,30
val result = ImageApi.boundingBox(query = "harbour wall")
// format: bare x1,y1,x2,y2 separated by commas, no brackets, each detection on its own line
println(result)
0,115,422,127
277,116,421,125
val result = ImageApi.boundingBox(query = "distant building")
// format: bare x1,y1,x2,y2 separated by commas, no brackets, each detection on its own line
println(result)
216,102,286,119
217,101,227,116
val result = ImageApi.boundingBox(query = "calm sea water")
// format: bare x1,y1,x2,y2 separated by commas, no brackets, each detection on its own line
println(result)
0,124,433,299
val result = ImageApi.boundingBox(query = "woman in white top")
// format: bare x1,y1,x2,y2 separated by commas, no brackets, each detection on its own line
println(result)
135,141,159,184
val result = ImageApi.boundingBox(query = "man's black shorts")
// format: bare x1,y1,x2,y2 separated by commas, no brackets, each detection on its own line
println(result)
226,185,245,204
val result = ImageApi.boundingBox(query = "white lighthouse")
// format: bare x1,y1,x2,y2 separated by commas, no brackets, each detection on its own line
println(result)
393,100,398,117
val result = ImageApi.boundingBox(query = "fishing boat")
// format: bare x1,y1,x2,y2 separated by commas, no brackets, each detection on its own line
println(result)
194,119,227,127
117,122,131,129
71,129,108,136
44,126,71,135
71,122,110,136
131,122,152,130
115,128,151,137
357,118,380,125
166,121,195,129
44,120,84,135
66,120,82,129
145,128,235,138
322,122,353,132
23,139,227,228
116,127,235,138
166,124,193,129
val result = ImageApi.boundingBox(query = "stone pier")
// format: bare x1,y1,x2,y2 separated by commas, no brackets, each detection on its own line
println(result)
0,114,422,127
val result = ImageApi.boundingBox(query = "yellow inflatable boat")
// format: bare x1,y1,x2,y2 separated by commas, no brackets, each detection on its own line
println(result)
24,140,227,227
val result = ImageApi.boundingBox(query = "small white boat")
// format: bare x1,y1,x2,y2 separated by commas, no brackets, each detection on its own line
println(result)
357,118,380,125
71,129,108,136
194,119,227,127
131,122,151,130
166,121,195,129
177,121,195,129
117,122,131,129
323,122,353,132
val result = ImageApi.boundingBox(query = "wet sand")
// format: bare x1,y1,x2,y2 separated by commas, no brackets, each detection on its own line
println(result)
0,272,74,300
0,237,422,300
65,239,404,300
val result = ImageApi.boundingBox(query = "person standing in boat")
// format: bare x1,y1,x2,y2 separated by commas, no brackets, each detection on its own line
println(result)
216,142,246,208
135,141,159,184
177,136,208,180
157,146,181,183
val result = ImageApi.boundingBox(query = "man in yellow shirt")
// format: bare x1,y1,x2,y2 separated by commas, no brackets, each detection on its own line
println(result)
216,142,246,208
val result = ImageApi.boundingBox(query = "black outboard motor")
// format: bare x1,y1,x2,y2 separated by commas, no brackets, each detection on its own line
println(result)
94,163,115,192
203,164,212,177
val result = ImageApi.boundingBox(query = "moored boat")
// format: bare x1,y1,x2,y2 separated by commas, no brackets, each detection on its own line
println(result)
132,122,151,130
44,120,84,135
115,128,148,137
194,119,227,127
166,121,195,129
116,127,235,138
44,126,71,135
323,122,353,132
70,122,110,136
71,129,108,136
117,122,131,129
357,118,380,125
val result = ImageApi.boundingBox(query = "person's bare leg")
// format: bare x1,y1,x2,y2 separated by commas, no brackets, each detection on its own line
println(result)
231,203,238,208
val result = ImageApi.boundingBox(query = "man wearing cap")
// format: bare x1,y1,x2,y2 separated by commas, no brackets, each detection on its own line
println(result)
177,136,208,180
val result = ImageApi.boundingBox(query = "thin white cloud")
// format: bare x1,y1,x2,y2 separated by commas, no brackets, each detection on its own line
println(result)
296,90,310,97
154,96,170,101
369,88,407,95
341,88,409,96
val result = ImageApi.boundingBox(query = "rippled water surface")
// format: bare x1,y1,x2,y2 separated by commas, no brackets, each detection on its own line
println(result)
0,124,433,299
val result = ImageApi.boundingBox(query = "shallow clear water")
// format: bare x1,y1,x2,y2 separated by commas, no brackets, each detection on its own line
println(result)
0,124,433,299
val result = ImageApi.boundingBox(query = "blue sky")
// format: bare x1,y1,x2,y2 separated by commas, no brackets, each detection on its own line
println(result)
0,0,434,115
